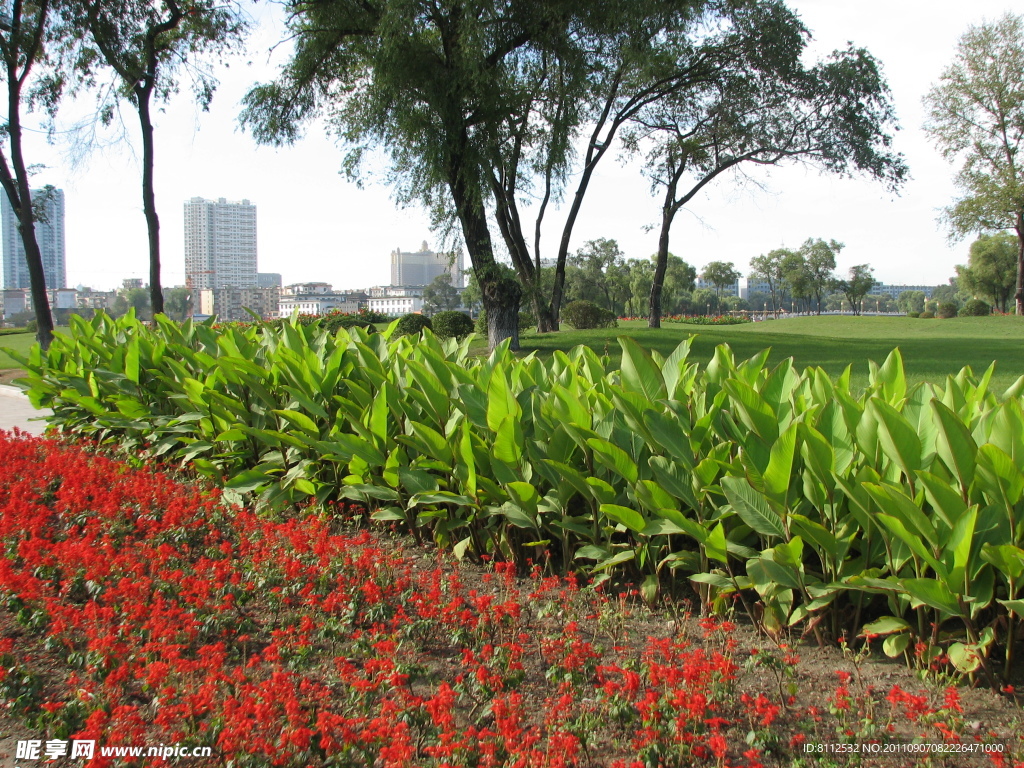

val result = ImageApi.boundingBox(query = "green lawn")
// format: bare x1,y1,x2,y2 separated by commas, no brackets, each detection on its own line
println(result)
0,331,37,369
520,315,1024,394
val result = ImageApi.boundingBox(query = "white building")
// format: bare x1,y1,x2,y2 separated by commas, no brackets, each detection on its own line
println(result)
278,283,366,317
368,295,424,316
184,197,258,292
2,188,66,290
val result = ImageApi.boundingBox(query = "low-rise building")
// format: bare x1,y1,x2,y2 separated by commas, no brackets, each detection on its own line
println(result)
277,284,367,318
200,286,281,322
367,295,424,316
1,288,26,319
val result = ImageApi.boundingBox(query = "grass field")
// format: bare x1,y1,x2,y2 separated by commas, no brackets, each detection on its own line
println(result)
521,314,1024,394
0,331,36,369
4,315,1024,393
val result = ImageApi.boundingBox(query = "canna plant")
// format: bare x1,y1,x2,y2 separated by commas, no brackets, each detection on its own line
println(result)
10,311,1024,684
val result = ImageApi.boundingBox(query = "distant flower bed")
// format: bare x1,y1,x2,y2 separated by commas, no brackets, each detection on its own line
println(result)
664,314,752,325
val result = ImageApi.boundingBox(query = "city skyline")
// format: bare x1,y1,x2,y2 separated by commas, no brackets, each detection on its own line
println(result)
2,1,1018,292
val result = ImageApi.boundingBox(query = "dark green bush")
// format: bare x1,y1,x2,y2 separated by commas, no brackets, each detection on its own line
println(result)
906,311,920,318
431,311,474,339
959,299,991,317
560,300,618,330
395,313,432,337
919,310,935,319
25,318,37,333
937,302,959,319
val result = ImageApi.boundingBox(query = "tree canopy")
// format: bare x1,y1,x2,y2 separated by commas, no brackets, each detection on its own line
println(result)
956,232,1017,312
837,264,875,315
74,0,247,316
924,13,1024,313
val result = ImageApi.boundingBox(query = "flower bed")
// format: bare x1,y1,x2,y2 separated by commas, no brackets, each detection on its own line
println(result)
0,432,1020,767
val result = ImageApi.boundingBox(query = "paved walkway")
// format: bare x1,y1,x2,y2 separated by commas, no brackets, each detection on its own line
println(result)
0,384,51,436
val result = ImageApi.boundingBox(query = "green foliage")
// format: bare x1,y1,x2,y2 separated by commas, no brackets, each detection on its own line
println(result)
920,311,936,319
701,261,740,296
395,313,432,337
431,311,474,340
957,233,1017,313
960,299,992,317
836,264,876,314
898,290,927,314
937,302,959,319
15,312,1024,683
560,301,618,330
906,311,921,319
422,273,462,314
924,13,1024,312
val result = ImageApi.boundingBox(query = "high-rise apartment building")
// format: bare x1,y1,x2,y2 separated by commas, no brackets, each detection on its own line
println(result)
1,188,66,290
390,241,464,287
184,197,258,291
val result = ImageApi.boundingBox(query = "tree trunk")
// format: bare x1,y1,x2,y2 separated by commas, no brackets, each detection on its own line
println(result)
485,278,521,350
1015,214,1024,316
1,68,54,348
648,208,673,329
138,91,164,316
448,153,520,351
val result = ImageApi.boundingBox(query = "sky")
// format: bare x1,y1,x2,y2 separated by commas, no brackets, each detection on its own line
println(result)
8,0,1019,292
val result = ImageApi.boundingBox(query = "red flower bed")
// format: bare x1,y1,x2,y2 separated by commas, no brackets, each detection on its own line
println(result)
0,432,1020,767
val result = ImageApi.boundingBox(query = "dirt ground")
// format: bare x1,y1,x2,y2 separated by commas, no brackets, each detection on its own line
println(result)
0,369,25,387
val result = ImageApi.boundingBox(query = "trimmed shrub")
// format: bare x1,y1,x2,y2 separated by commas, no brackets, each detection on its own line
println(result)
919,310,935,319
959,299,991,317
906,311,920,318
395,313,432,337
560,300,618,330
937,302,959,319
432,310,474,339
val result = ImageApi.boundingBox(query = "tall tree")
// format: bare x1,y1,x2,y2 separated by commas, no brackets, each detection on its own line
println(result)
241,0,689,349
924,13,1024,314
77,0,247,316
628,2,905,327
566,238,625,311
837,264,875,315
956,231,1017,312
798,237,841,314
484,1,718,332
0,0,72,348
701,260,740,299
422,272,461,314
781,250,809,313
897,290,926,314
750,248,791,318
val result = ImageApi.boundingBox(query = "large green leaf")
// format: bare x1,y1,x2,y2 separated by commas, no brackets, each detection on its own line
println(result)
901,578,960,616
600,504,646,534
722,476,785,539
618,337,667,402
931,400,978,491
871,397,921,480
587,437,638,484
